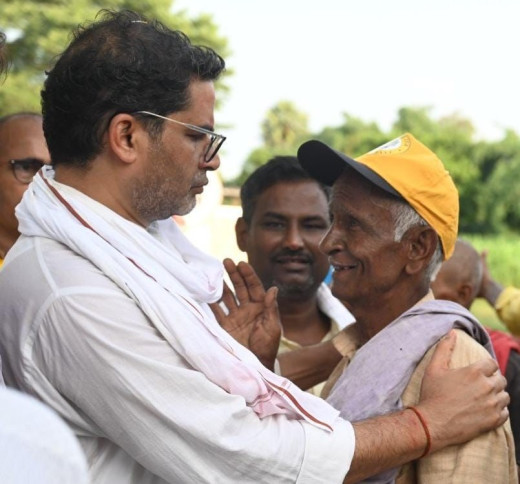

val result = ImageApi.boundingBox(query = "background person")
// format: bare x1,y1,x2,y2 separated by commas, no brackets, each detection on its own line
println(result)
236,156,354,395
0,36,89,484
0,112,49,263
478,250,520,335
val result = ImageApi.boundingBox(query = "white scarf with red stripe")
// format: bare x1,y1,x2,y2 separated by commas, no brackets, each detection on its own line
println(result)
16,166,339,431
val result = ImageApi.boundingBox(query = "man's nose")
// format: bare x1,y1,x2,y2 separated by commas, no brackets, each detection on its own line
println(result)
319,225,340,255
283,226,304,250
202,152,220,171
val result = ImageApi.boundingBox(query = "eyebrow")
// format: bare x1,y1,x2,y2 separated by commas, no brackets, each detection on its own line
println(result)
183,121,215,133
262,212,329,222
188,122,214,132
261,212,286,220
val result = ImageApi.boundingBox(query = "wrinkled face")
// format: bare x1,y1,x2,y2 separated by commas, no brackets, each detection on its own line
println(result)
132,80,221,221
238,180,330,299
320,170,408,306
0,116,50,243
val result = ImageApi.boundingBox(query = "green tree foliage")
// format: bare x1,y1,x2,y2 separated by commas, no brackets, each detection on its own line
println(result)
316,113,387,158
233,103,520,235
261,101,308,149
0,0,231,114
232,101,310,186
471,130,520,232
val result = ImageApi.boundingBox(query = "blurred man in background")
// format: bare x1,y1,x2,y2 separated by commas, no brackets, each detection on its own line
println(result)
235,156,354,395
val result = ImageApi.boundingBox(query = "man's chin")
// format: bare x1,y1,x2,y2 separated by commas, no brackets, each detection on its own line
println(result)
172,197,197,217
275,281,316,299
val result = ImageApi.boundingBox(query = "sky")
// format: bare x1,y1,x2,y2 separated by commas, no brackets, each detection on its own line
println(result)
174,0,520,180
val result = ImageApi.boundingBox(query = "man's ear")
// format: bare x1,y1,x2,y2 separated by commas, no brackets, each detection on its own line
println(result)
456,283,475,309
405,226,438,275
235,217,249,252
106,113,145,165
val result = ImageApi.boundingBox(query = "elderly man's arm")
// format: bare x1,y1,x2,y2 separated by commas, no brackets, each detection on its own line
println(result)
344,331,510,482
397,330,517,482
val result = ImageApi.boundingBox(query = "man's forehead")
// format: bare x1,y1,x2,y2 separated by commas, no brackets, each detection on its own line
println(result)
255,182,329,213
0,118,49,161
258,179,327,200
329,180,395,225
0,116,43,140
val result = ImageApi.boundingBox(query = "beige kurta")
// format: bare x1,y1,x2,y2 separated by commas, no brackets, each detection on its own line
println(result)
323,327,518,483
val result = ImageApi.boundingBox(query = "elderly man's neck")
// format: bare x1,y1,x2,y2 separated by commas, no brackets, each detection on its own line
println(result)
352,284,431,342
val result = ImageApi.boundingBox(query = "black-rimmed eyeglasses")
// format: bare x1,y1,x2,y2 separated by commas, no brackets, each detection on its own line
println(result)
9,158,45,184
134,110,226,163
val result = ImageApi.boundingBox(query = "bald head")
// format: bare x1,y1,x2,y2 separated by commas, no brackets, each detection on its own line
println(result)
0,113,50,258
431,239,482,309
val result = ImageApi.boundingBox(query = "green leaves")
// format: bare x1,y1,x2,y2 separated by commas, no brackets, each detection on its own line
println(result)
232,104,520,237
0,0,231,113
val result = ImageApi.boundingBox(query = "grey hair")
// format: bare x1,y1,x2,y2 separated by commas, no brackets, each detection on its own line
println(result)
389,199,443,282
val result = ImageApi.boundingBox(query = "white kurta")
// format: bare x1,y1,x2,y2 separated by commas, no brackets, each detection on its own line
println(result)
0,386,88,483
0,233,354,483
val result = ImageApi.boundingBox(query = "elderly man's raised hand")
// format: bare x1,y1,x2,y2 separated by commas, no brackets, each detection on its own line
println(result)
210,258,281,370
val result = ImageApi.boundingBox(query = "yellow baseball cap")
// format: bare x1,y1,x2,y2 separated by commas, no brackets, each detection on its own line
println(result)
297,133,459,259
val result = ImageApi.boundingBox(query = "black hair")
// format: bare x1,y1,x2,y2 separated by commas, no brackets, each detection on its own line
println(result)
240,155,331,224
41,9,225,166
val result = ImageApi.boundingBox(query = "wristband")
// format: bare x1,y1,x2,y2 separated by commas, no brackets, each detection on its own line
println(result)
406,406,432,458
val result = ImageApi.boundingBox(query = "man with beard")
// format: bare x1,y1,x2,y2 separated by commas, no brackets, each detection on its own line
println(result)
235,156,354,394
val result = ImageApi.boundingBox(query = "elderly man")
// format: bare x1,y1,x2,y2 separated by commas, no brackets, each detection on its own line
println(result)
296,134,517,482
0,10,510,484
0,113,49,263
235,156,354,394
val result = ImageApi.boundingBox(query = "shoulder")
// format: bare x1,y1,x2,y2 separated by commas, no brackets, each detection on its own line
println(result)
422,329,490,370
0,234,127,301
402,329,491,406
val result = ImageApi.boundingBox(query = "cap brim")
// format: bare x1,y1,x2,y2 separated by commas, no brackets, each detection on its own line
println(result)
297,140,401,198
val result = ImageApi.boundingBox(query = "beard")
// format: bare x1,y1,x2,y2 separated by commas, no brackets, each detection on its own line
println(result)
132,178,197,221
131,139,199,223
264,249,319,300
271,275,317,300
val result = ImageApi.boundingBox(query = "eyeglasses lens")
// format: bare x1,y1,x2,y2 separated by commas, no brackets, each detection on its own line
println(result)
11,158,45,183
